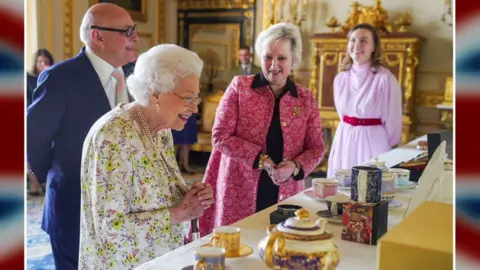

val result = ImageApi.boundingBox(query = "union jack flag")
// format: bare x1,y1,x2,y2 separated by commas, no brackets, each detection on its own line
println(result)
0,0,24,269
456,0,480,268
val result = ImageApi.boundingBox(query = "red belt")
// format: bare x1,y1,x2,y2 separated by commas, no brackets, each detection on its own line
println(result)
343,115,382,126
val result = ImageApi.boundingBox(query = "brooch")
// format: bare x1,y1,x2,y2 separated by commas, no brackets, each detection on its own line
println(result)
292,106,301,117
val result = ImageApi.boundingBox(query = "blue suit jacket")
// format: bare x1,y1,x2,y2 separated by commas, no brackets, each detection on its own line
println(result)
27,48,132,237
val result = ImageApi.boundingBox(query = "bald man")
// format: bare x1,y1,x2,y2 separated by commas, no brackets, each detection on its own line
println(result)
26,3,138,269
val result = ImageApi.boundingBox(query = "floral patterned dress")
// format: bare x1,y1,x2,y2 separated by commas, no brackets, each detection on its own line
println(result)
79,105,186,269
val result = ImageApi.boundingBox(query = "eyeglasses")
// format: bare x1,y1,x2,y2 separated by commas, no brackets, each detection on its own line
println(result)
173,93,202,106
90,24,137,38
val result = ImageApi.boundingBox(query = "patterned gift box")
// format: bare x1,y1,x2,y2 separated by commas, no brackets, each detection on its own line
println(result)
341,201,388,245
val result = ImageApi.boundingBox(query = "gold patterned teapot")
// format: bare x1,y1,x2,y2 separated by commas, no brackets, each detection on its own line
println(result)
258,208,340,269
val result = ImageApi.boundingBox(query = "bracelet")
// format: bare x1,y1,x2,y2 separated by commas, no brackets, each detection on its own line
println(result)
292,161,301,177
258,153,268,170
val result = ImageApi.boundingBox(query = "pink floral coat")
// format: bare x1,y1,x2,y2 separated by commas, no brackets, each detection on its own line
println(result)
198,75,325,237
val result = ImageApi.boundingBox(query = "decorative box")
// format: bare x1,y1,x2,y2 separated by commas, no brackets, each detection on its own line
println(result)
341,201,388,245
377,201,453,270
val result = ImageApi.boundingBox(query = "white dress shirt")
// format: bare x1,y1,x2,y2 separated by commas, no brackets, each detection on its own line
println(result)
85,47,125,109
241,63,252,75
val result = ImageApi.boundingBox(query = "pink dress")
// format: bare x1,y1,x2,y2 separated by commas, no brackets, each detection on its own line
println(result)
327,63,402,178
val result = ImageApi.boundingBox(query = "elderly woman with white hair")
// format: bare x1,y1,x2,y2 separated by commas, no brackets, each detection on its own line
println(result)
79,44,214,269
198,23,326,237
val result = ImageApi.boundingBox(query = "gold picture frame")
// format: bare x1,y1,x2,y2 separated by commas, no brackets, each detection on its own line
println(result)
89,0,147,22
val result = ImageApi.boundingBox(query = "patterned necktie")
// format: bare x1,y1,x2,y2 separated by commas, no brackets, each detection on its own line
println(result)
243,67,248,75
111,70,128,106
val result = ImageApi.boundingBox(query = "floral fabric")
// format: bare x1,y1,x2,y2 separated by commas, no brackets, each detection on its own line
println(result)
79,106,186,269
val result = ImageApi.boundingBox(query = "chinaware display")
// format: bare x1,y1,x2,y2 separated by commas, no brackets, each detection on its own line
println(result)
366,157,389,171
206,226,253,259
381,192,395,203
201,243,253,259
209,226,241,257
334,169,352,187
325,195,350,216
388,168,411,186
351,166,382,203
312,178,338,199
194,246,225,270
258,208,340,269
381,173,396,203
366,158,397,182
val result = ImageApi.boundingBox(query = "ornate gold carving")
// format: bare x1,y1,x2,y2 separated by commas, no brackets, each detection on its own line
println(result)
323,52,339,66
384,43,406,50
263,0,307,29
328,0,414,34
326,17,341,32
403,42,420,122
309,46,320,99
245,12,253,47
443,77,453,104
179,0,255,9
187,12,243,18
157,0,165,43
63,0,74,59
394,12,412,32
383,53,401,67
440,110,453,129
416,91,444,107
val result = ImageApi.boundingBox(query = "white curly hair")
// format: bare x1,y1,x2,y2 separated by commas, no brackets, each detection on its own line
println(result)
255,22,303,66
126,44,204,106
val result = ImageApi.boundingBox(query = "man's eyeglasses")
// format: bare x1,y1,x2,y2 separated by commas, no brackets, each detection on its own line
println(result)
90,24,137,38
173,93,202,106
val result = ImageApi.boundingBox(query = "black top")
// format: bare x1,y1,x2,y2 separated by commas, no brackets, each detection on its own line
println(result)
250,73,305,212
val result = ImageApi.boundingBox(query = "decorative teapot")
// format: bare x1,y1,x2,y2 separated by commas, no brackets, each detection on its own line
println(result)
258,208,340,269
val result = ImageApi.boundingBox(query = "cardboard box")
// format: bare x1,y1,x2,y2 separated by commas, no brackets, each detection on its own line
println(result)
377,201,453,270
341,201,388,245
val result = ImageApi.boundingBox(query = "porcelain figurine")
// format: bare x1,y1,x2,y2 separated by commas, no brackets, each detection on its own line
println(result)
258,208,340,269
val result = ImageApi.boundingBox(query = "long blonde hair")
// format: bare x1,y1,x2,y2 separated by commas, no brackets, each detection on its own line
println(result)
341,23,383,74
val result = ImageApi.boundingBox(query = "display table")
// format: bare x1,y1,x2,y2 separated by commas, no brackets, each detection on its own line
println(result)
135,136,426,270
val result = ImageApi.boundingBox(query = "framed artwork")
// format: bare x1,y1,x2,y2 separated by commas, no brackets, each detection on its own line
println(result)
90,0,147,22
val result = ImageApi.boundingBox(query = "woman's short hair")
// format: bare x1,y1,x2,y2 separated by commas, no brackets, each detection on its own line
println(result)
255,22,303,66
31,49,55,75
341,23,383,73
127,44,204,106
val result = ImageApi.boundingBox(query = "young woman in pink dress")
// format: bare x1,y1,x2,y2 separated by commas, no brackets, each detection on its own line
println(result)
327,23,403,178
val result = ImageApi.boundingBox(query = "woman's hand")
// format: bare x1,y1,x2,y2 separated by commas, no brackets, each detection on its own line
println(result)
170,187,205,224
191,183,214,209
263,157,277,178
270,160,296,185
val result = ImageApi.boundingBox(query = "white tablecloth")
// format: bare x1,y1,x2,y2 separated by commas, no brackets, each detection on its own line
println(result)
135,188,416,270
135,136,426,270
